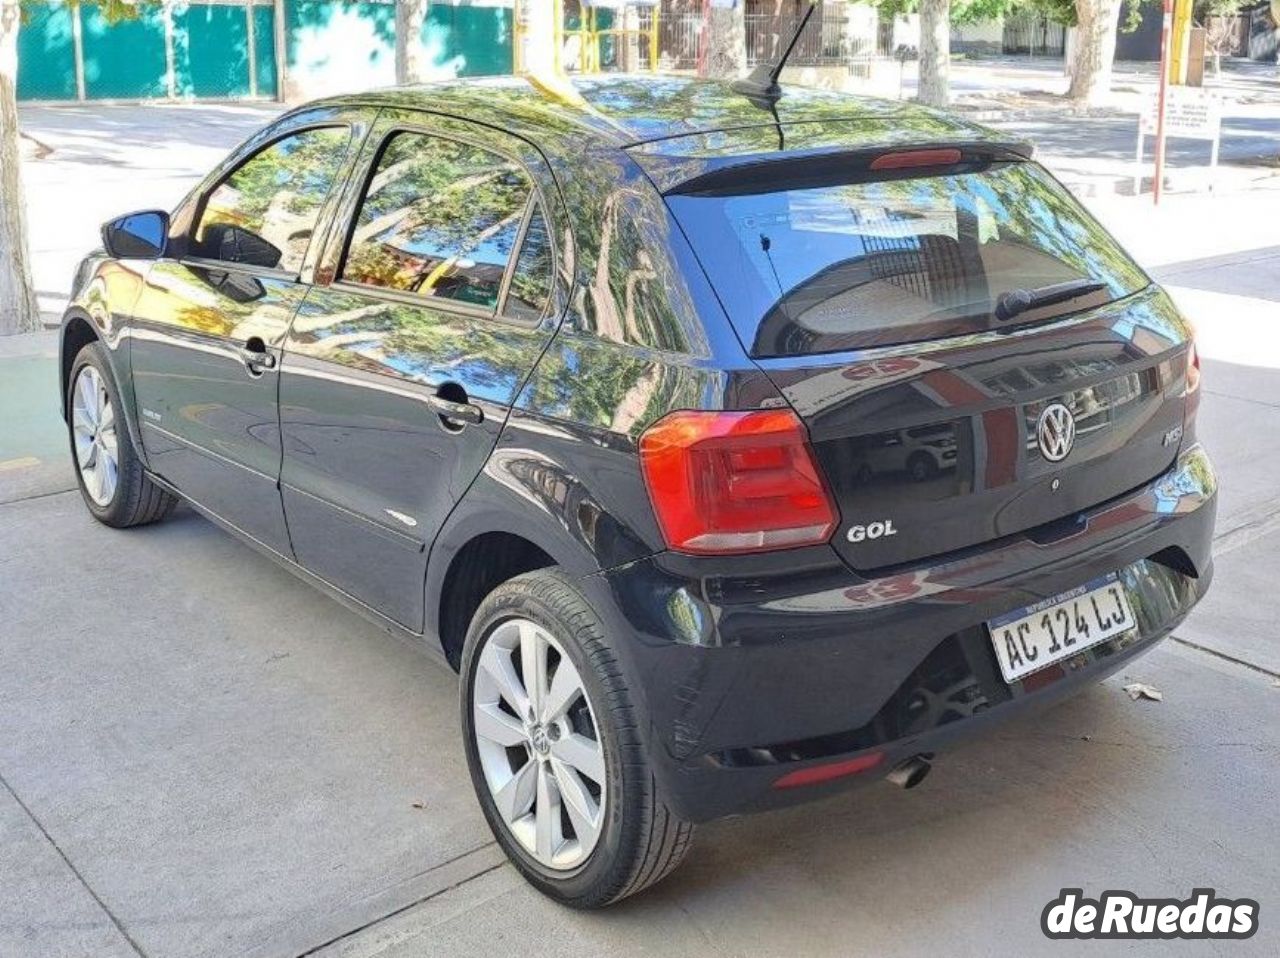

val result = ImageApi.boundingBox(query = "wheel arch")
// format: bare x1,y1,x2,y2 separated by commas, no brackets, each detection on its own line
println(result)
60,309,148,469
425,451,662,669
59,312,101,421
431,529,558,671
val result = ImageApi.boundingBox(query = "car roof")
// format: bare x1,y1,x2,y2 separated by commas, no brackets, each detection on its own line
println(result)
305,74,1025,191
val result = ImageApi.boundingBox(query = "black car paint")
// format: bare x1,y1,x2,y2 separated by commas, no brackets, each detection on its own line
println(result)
61,76,1215,824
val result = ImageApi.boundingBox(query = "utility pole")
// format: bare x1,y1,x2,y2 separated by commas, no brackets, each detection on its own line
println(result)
1153,0,1173,205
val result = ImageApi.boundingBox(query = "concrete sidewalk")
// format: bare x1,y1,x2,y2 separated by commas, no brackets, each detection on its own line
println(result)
5,91,1280,958
2,476,1277,957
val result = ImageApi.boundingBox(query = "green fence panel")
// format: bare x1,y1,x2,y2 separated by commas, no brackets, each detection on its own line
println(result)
286,0,396,92
424,4,512,77
285,0,511,91
173,4,253,99
17,1,77,101
81,2,168,99
22,1,515,104
254,5,279,97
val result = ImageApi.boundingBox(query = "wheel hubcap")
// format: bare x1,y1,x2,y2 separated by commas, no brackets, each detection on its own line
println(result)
71,365,118,507
530,725,551,755
472,618,607,870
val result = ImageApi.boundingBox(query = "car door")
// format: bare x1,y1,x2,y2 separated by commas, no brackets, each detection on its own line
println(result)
129,113,366,555
277,113,565,629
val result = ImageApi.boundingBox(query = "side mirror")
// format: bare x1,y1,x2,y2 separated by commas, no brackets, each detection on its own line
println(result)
102,210,170,259
202,223,283,270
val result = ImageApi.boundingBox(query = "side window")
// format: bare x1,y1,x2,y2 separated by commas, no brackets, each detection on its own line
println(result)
195,127,351,274
502,204,553,322
342,131,531,310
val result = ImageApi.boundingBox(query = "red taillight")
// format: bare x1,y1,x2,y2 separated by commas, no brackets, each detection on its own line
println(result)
869,148,963,171
638,409,837,555
772,752,885,790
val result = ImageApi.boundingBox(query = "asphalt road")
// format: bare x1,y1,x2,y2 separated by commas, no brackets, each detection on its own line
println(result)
4,102,1279,957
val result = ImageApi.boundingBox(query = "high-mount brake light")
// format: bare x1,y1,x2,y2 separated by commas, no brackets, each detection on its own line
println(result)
638,409,837,556
869,148,964,171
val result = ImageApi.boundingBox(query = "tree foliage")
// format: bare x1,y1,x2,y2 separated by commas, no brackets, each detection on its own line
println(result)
870,0,1170,31
1193,0,1250,17
19,0,140,25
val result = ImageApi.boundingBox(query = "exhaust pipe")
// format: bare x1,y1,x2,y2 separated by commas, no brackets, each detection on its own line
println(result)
886,754,932,790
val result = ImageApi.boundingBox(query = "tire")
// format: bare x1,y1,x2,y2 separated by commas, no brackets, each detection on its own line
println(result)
67,342,177,528
459,568,693,908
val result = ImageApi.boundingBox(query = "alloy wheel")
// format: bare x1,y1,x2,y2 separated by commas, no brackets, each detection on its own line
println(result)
71,365,119,507
472,617,607,870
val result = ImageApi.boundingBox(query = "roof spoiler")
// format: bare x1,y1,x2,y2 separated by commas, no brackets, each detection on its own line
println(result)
662,141,1036,197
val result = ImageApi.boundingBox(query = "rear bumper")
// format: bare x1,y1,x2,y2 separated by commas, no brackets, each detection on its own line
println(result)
584,444,1217,823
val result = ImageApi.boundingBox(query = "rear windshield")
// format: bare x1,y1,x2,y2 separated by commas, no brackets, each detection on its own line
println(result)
667,162,1148,358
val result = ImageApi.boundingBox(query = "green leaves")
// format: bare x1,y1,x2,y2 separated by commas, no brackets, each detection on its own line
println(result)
19,0,140,26
867,0,1077,28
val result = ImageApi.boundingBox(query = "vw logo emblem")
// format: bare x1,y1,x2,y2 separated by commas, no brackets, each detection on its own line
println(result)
1037,403,1076,463
530,726,551,755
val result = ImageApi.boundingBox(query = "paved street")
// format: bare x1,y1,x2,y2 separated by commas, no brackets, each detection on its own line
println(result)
4,87,1280,957
826,57,1280,195
19,102,282,323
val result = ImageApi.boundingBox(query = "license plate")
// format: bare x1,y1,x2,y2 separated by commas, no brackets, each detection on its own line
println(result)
986,574,1136,683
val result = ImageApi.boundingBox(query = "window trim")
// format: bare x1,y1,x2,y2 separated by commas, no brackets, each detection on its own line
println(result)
176,256,300,285
332,123,557,327
495,195,548,321
188,123,354,281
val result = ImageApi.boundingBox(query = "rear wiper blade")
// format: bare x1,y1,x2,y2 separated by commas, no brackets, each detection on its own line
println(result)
994,279,1108,322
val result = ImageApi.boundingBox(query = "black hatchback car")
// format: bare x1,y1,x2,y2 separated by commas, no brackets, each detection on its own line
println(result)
60,76,1215,907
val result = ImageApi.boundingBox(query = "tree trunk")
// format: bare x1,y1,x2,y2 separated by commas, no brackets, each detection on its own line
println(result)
1,0,40,336
704,5,746,79
622,4,641,72
1067,0,1121,107
917,0,950,107
515,0,557,76
395,0,429,85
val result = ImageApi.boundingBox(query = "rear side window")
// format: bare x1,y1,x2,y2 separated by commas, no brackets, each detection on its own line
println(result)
668,162,1148,357
342,131,533,310
196,127,351,274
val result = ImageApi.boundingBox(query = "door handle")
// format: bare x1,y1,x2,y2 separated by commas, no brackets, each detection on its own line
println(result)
239,337,276,373
427,393,483,428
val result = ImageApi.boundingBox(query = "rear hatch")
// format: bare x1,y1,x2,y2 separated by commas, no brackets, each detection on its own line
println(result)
666,154,1193,571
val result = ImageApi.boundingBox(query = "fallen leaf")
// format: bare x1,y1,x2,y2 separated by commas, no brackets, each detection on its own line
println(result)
1124,682,1163,702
